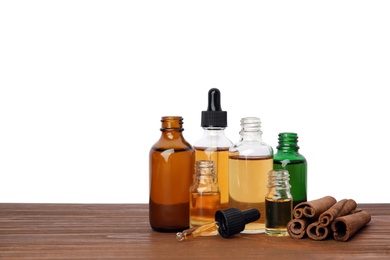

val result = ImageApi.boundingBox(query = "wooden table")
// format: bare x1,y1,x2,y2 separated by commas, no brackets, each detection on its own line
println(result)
0,203,389,259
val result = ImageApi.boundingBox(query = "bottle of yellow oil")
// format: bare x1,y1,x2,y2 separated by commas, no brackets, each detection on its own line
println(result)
194,88,232,209
229,117,273,234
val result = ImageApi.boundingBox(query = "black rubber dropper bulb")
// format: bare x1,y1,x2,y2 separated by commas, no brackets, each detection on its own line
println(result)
201,88,227,128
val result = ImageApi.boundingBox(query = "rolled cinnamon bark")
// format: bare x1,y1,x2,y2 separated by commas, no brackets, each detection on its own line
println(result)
331,210,371,242
307,221,331,241
287,218,312,239
319,199,357,226
293,196,337,219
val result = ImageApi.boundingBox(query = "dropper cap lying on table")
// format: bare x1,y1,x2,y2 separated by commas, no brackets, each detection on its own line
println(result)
176,208,260,241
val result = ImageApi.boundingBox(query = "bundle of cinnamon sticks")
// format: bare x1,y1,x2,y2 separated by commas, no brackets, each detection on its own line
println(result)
287,196,371,242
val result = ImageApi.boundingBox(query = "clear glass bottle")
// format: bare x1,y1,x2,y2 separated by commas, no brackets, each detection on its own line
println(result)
149,116,195,232
265,169,293,237
229,117,273,233
194,88,233,209
189,160,220,236
273,132,307,208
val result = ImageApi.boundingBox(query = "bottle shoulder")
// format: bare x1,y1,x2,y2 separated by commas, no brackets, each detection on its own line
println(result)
190,183,220,193
194,130,233,148
151,133,194,151
230,139,273,149
266,189,292,200
229,141,274,157
274,151,306,161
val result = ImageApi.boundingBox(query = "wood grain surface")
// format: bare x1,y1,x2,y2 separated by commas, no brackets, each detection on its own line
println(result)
1,203,389,259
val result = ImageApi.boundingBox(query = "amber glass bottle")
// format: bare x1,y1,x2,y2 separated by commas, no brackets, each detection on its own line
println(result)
149,116,195,232
189,160,220,235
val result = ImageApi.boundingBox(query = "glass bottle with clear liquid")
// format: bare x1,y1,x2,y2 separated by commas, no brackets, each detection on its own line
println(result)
149,116,195,232
273,132,307,208
189,160,220,236
229,117,273,233
194,88,232,209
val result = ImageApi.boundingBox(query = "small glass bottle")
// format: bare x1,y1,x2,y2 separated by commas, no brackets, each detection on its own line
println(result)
273,132,307,208
229,117,273,233
149,116,195,232
265,169,293,237
194,88,233,209
189,160,220,236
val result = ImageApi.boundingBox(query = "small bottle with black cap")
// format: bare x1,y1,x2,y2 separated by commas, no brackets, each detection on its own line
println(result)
194,88,233,210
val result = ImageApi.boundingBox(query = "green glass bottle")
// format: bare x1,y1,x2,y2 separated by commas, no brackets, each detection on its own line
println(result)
273,133,307,208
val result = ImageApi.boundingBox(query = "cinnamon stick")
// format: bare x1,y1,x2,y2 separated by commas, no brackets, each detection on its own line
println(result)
318,199,357,226
331,210,371,242
286,218,311,239
307,221,332,241
293,196,337,219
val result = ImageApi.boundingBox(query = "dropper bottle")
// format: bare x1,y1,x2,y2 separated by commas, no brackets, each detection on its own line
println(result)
194,88,233,209
176,208,260,241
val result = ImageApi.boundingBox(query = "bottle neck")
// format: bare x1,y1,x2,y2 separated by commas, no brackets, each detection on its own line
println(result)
160,116,184,131
194,160,218,183
202,127,226,136
239,117,263,141
267,170,291,195
159,116,186,143
276,132,299,153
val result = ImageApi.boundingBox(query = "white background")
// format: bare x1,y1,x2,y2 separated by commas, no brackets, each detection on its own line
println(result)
1,1,389,204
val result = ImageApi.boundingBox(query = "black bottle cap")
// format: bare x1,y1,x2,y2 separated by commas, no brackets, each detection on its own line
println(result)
214,208,260,238
201,88,227,127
